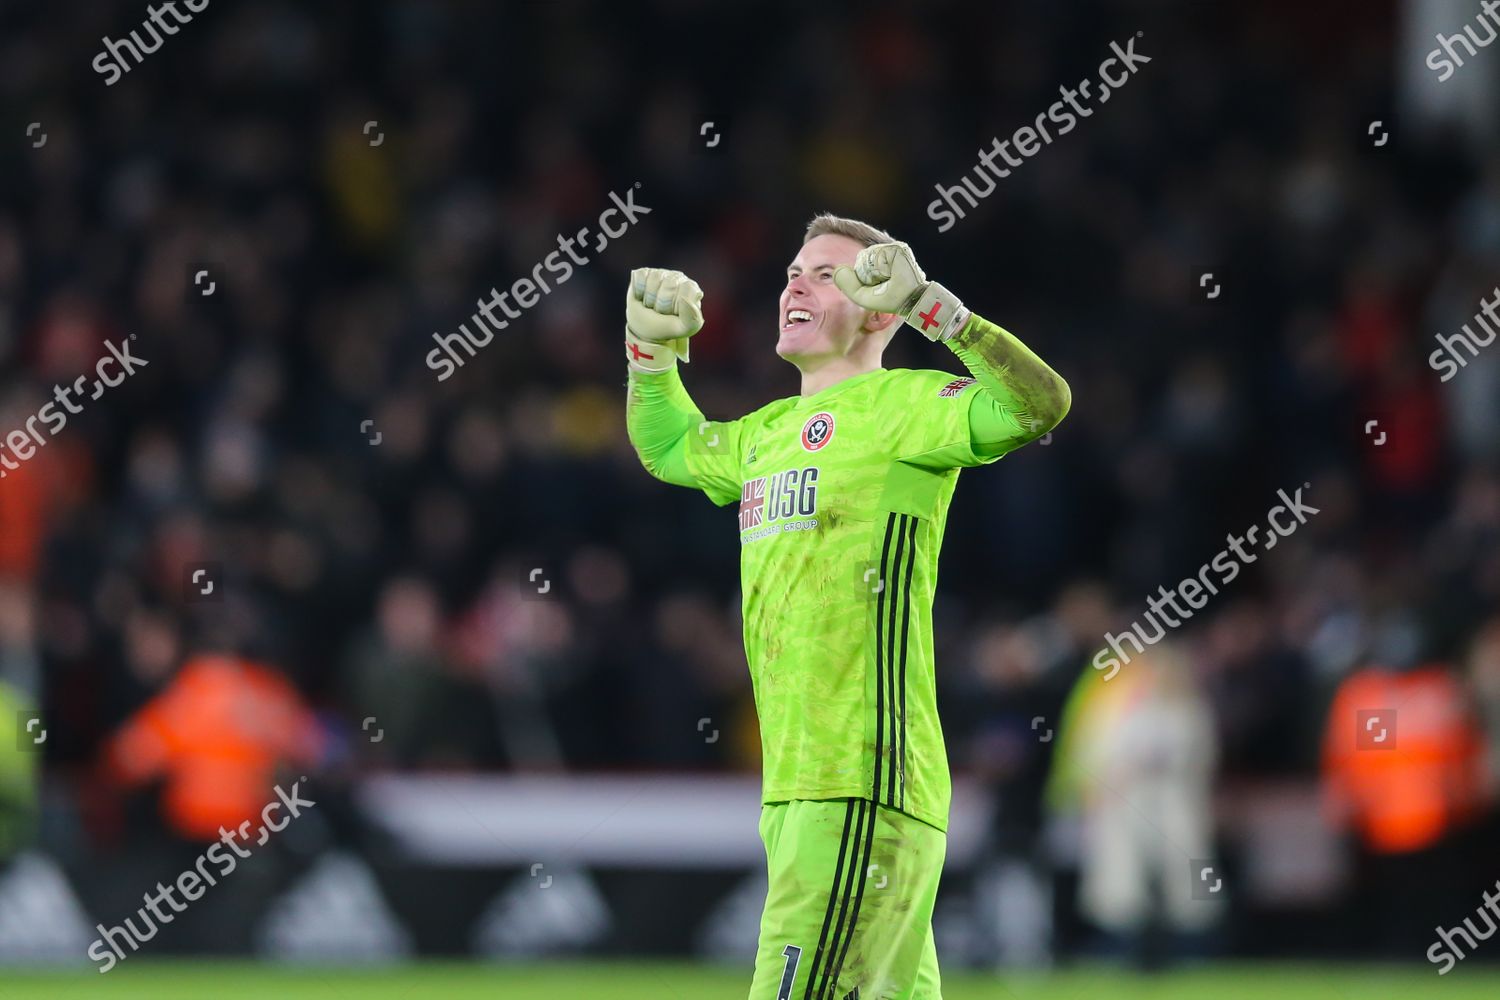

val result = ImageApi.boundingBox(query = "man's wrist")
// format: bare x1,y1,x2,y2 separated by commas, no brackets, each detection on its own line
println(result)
943,308,985,350
625,327,680,373
905,281,967,342
947,304,972,339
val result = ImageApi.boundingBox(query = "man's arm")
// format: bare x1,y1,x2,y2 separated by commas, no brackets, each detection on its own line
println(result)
947,312,1071,458
833,241,1070,461
622,268,742,503
626,366,704,489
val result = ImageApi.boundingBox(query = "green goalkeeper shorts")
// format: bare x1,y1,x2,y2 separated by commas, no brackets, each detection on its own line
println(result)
748,797,946,1000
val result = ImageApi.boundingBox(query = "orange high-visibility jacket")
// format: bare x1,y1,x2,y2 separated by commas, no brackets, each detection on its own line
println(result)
106,655,321,842
1321,664,1484,854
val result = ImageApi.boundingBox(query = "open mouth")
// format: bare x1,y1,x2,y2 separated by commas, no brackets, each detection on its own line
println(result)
782,308,814,331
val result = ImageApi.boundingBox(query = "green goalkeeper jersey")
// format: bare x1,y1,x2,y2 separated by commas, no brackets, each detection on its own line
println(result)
626,313,1064,832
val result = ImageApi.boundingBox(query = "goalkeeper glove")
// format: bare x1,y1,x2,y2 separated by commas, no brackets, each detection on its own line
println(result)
833,241,968,343
625,267,705,373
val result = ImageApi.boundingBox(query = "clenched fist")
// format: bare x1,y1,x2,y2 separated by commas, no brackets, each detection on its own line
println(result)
833,242,967,343
625,267,705,372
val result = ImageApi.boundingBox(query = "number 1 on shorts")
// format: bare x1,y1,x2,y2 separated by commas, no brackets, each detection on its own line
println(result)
776,944,803,999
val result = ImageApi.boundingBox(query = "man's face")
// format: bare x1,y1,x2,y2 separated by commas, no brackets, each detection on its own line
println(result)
777,234,884,363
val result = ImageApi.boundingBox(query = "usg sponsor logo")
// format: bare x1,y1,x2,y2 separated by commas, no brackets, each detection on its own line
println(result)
739,467,819,533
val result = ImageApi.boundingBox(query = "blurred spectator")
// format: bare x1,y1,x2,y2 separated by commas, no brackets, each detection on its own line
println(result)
1469,616,1500,802
1199,600,1315,776
958,585,1114,968
1048,642,1221,968
340,575,452,767
101,653,322,844
1321,646,1488,951
0,682,38,862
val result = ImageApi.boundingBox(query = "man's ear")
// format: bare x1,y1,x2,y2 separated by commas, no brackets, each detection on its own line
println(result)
862,310,901,336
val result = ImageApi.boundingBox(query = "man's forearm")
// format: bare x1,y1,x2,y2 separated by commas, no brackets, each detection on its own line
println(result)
625,367,700,487
946,313,1071,440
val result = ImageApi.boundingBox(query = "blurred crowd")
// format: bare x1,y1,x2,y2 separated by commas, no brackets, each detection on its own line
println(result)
0,0,1498,963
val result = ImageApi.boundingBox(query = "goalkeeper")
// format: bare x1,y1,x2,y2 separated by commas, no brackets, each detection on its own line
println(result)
625,214,1069,999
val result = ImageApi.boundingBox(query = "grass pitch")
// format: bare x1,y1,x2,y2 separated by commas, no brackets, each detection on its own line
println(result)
4,959,1493,998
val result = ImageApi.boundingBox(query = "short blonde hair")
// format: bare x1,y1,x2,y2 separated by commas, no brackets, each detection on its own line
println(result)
803,212,895,248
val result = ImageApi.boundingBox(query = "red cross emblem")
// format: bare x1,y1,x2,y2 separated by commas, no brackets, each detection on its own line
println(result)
917,301,943,332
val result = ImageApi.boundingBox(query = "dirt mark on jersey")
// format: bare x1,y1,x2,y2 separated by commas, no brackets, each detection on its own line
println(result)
952,316,1069,428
